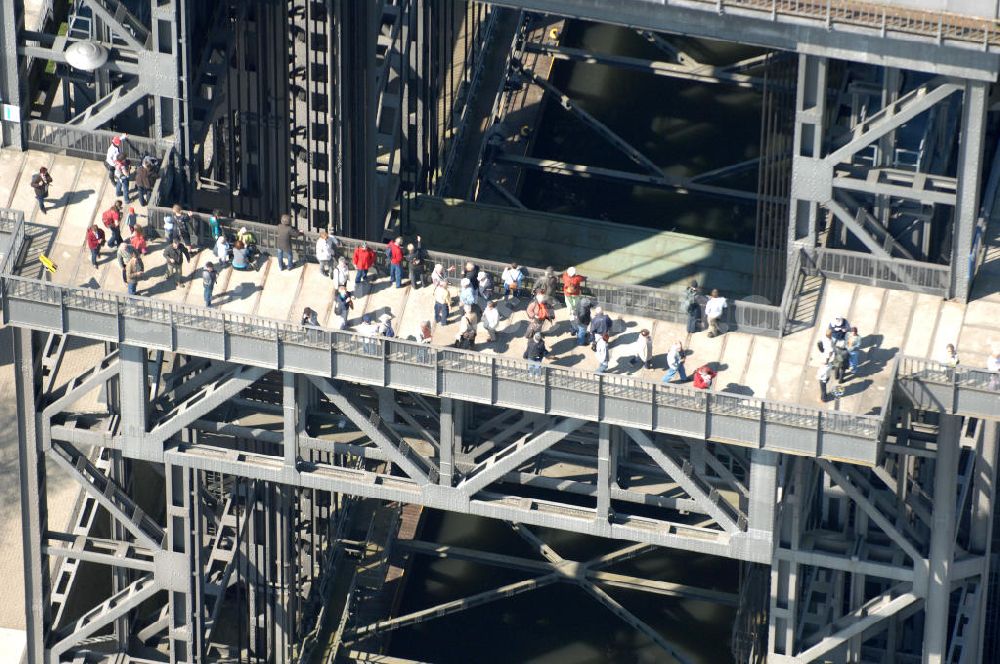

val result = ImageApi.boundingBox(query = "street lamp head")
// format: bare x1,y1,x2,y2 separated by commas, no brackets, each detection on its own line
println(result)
65,41,109,71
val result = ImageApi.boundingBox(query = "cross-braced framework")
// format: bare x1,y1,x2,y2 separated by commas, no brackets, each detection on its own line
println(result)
13,325,1000,662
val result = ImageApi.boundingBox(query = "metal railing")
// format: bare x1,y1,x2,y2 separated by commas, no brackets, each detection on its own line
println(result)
24,119,173,163
144,206,785,336
808,247,950,296
680,0,1000,50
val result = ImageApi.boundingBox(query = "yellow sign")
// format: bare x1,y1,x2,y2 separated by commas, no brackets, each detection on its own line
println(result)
39,254,57,274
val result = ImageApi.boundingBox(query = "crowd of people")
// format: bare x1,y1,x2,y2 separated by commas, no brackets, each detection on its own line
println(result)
60,134,1000,400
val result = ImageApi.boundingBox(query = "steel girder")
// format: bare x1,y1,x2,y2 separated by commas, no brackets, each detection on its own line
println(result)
766,416,999,663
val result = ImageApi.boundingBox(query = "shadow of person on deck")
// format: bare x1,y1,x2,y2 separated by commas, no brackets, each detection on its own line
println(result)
213,282,263,306
721,383,754,396
50,189,95,212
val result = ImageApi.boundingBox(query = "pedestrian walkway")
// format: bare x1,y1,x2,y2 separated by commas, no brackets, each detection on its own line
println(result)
3,148,1000,420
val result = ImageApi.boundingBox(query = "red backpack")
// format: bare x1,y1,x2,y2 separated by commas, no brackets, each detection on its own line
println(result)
102,208,119,227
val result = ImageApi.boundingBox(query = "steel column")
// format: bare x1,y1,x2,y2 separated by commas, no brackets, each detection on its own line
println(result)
923,414,961,663
950,80,988,302
788,54,827,253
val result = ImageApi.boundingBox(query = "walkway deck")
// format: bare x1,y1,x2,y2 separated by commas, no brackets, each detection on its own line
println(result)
2,149,999,442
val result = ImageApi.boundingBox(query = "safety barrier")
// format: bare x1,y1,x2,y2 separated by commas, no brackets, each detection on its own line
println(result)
808,247,951,296
144,206,785,336
24,120,172,163
896,356,1000,419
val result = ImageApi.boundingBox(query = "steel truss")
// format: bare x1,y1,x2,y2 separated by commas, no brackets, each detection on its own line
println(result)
788,54,989,301
17,331,999,662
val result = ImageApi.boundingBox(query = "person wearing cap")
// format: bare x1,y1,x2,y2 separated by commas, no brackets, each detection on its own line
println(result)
376,312,395,338
459,278,477,310
561,266,586,313
124,205,137,236
202,261,217,307
30,166,53,214
104,133,127,184
829,316,850,342
662,340,687,383
589,306,613,340
237,226,259,266
135,157,157,206
523,332,548,376
352,241,376,288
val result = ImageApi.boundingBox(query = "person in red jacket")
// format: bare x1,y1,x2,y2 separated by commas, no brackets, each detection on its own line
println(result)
85,224,105,268
129,225,148,254
352,242,376,288
102,200,124,248
692,364,717,390
387,236,404,288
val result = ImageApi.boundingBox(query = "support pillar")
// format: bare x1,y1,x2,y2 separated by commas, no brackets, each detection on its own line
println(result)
923,414,962,663
967,420,999,663
950,80,988,302
439,398,462,487
0,0,25,149
597,423,612,523
119,344,150,457
788,54,828,256
166,463,198,663
13,328,49,663
283,372,303,469
747,450,778,541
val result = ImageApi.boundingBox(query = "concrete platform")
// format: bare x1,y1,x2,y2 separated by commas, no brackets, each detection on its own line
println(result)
4,148,1000,422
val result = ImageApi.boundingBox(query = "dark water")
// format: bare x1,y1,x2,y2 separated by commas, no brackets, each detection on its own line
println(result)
388,512,738,663
520,23,765,245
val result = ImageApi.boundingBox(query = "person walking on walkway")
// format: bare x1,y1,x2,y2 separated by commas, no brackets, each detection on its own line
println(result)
116,242,134,284
276,213,300,270
662,341,687,383
524,332,548,376
387,236,405,287
135,157,157,206
455,305,479,350
406,236,427,289
595,332,610,374
627,329,654,370
335,284,354,316
705,289,727,338
202,262,218,307
85,224,105,268
164,238,189,284
102,200,124,248
332,257,350,291
30,166,53,215
526,293,553,339
129,225,148,255
164,204,194,251
539,266,559,308
104,133,127,184
353,242,376,288
562,266,586,313
683,281,701,333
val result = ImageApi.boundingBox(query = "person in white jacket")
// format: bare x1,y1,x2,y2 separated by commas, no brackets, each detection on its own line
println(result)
316,229,335,276
481,300,500,342
332,256,350,291
104,133,127,184
214,234,231,264
595,333,609,373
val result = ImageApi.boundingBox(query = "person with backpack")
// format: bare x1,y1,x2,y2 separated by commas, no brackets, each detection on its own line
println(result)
574,297,593,346
352,241,376,287
102,201,124,248
693,364,717,390
376,313,396,338
104,133,127,184
135,157,157,206
539,267,559,308
202,262,218,307
502,263,524,300
525,292,552,339
85,224,105,268
237,227,259,267
831,341,849,383
163,238,190,285
30,166,53,214
589,306,613,342
386,236,405,288
165,204,194,251
476,270,494,302
335,284,354,314
682,281,702,333
455,305,479,349
113,157,131,201
276,213,300,270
